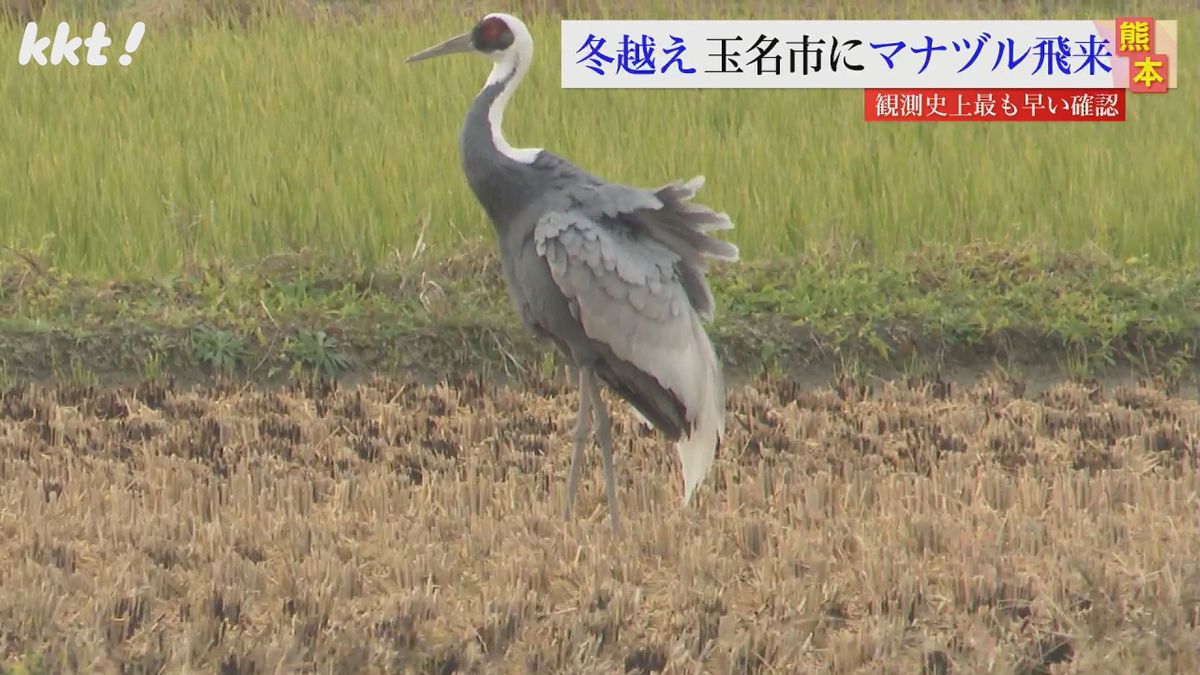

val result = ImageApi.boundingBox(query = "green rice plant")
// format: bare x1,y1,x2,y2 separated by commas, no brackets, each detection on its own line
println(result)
0,0,1195,279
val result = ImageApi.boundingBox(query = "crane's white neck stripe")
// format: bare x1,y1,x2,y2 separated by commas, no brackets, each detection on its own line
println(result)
484,55,541,164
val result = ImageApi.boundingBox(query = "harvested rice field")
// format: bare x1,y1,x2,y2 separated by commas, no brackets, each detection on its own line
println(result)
0,370,1197,674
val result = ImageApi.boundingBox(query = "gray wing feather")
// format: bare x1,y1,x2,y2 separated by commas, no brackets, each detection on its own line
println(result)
530,166,738,501
551,175,738,322
534,209,721,433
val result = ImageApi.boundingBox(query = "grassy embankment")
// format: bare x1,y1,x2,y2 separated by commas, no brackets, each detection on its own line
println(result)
1,0,1198,385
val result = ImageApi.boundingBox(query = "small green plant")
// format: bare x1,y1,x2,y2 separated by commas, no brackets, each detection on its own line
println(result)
898,351,933,382
141,351,164,382
146,333,171,355
536,349,558,382
1058,343,1099,382
140,334,172,382
265,277,319,313
190,326,248,375
833,353,868,382
285,329,350,380
65,355,98,388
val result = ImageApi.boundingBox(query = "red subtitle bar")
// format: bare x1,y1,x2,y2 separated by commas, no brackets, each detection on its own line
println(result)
864,88,1126,122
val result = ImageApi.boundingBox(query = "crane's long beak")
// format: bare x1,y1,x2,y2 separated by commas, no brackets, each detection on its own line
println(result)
406,32,473,63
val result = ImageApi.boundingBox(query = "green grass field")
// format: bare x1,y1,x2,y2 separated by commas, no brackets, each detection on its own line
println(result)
3,0,1197,277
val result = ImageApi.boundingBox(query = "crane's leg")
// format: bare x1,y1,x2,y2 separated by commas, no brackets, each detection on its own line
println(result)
562,366,593,521
585,369,623,537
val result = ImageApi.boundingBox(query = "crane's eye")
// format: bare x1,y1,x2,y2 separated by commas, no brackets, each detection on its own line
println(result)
473,16,515,52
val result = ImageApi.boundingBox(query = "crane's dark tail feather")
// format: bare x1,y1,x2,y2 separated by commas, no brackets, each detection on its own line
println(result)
592,345,687,442
631,176,739,321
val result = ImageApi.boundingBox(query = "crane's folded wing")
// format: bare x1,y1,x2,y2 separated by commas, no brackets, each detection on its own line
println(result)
533,209,723,438
552,177,739,322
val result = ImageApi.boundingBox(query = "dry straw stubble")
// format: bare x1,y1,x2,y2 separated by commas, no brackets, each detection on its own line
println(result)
0,370,1197,672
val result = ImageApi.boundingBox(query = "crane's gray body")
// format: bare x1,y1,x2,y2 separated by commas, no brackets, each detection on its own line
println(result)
406,12,738,533
460,70,736,443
